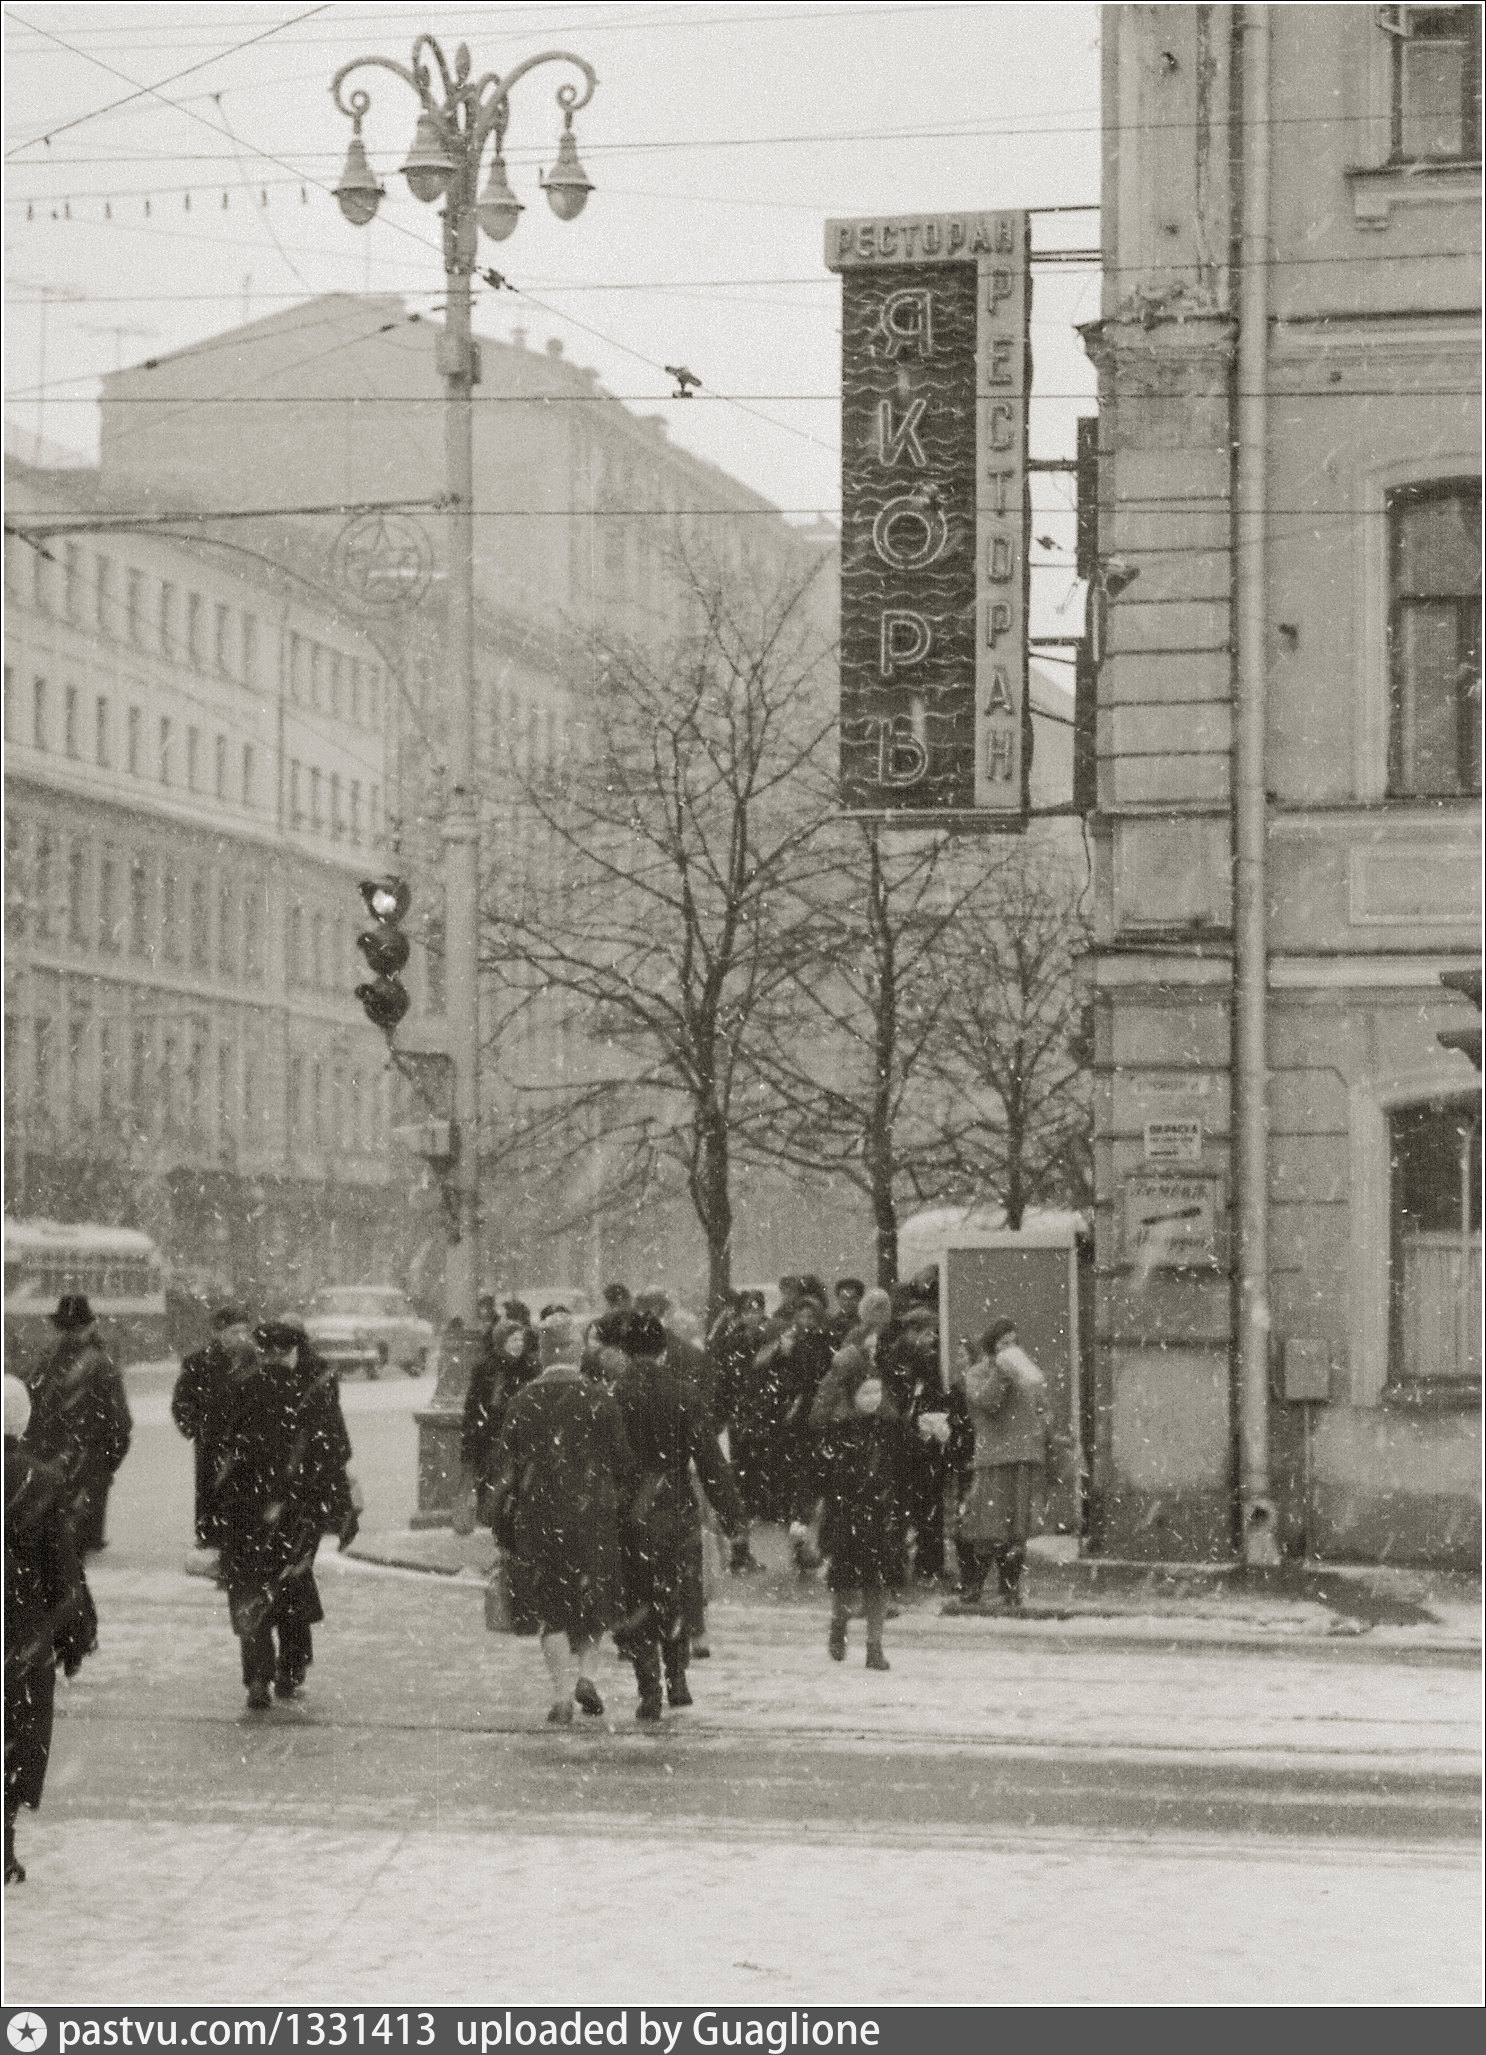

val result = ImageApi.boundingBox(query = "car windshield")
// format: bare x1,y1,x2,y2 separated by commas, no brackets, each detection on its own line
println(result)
309,1289,404,1319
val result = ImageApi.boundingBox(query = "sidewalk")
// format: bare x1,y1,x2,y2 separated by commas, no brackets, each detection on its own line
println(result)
346,1519,1483,1658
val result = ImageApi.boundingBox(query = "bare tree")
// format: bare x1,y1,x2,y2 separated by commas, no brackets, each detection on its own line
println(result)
479,544,836,1316
924,839,1093,1228
745,824,994,1288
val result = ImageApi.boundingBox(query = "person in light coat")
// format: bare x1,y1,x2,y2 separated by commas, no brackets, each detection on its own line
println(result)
954,1318,1067,1610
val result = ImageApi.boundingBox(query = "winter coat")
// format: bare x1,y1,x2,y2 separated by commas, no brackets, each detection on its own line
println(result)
460,1334,514,1491
664,1331,718,1430
5,1439,96,1814
712,1322,775,1439
611,1354,746,1646
214,1354,354,1635
172,1339,254,1545
963,1344,1060,1469
492,1365,638,1641
809,1359,904,1593
23,1331,132,1522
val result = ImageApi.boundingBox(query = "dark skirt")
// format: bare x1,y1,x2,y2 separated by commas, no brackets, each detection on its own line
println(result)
960,1461,1045,1546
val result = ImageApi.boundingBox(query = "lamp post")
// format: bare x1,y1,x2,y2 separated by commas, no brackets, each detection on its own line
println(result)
330,36,597,1333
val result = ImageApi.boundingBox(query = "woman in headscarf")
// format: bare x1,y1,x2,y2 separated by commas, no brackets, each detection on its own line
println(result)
5,1375,97,1884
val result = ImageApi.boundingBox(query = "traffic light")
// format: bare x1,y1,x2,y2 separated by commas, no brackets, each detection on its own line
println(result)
1438,966,1482,1071
355,876,411,1036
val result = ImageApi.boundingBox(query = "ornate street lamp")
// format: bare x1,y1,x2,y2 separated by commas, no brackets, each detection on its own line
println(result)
329,37,597,1513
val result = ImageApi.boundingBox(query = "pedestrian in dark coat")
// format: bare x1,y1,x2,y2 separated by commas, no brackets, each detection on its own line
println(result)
880,1300,949,1583
215,1321,358,1710
4,1376,97,1884
712,1296,775,1521
810,1346,902,1670
610,1313,748,1722
492,1316,639,1725
171,1303,256,1548
460,1323,517,1519
24,1295,132,1553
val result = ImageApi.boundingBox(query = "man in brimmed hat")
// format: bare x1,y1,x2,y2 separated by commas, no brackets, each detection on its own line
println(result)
172,1303,256,1555
213,1319,358,1710
23,1295,131,1555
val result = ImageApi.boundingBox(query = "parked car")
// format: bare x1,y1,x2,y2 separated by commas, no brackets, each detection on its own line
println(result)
300,1285,436,1379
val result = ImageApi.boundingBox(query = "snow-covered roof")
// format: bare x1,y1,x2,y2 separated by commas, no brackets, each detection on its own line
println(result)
899,1205,1089,1255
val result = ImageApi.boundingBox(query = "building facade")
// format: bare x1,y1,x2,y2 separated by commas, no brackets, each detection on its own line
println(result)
1082,4,1480,1564
2,455,434,1313
90,296,849,1301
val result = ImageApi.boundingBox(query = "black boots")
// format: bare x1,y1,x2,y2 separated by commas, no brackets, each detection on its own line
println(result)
633,1645,664,1723
662,1642,692,1709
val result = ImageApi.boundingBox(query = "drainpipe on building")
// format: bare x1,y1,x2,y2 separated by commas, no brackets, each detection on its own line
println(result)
1234,2,1280,1567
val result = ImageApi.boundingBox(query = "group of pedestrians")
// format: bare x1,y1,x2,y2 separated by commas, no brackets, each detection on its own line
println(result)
462,1299,749,1726
3,1263,1065,1879
461,1271,1066,1692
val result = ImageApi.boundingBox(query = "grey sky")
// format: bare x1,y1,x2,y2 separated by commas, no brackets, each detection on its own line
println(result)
5,0,1101,591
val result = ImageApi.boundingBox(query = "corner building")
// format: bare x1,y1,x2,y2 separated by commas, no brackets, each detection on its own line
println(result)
1081,4,1480,1563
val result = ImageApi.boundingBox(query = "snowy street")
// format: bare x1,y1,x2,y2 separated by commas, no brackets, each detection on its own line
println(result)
4,1375,1480,2006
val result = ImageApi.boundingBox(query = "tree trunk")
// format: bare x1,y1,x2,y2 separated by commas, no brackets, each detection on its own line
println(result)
691,1100,734,1326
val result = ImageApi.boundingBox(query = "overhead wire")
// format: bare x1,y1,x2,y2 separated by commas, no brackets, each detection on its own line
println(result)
0,3,331,159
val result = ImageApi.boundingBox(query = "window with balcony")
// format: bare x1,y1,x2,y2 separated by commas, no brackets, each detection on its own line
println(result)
1387,478,1481,797
191,877,210,972
217,881,236,980
129,858,149,957
98,853,119,954
67,844,87,947
1385,5,1483,160
1390,1098,1482,1392
161,869,180,962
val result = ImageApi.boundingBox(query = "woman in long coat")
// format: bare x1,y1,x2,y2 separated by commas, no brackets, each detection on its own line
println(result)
493,1317,639,1725
610,1312,747,1722
215,1323,357,1709
955,1318,1066,1609
810,1344,903,1671
5,1376,96,1884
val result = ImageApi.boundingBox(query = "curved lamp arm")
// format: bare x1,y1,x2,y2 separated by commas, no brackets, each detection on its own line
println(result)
466,51,597,162
331,52,431,126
